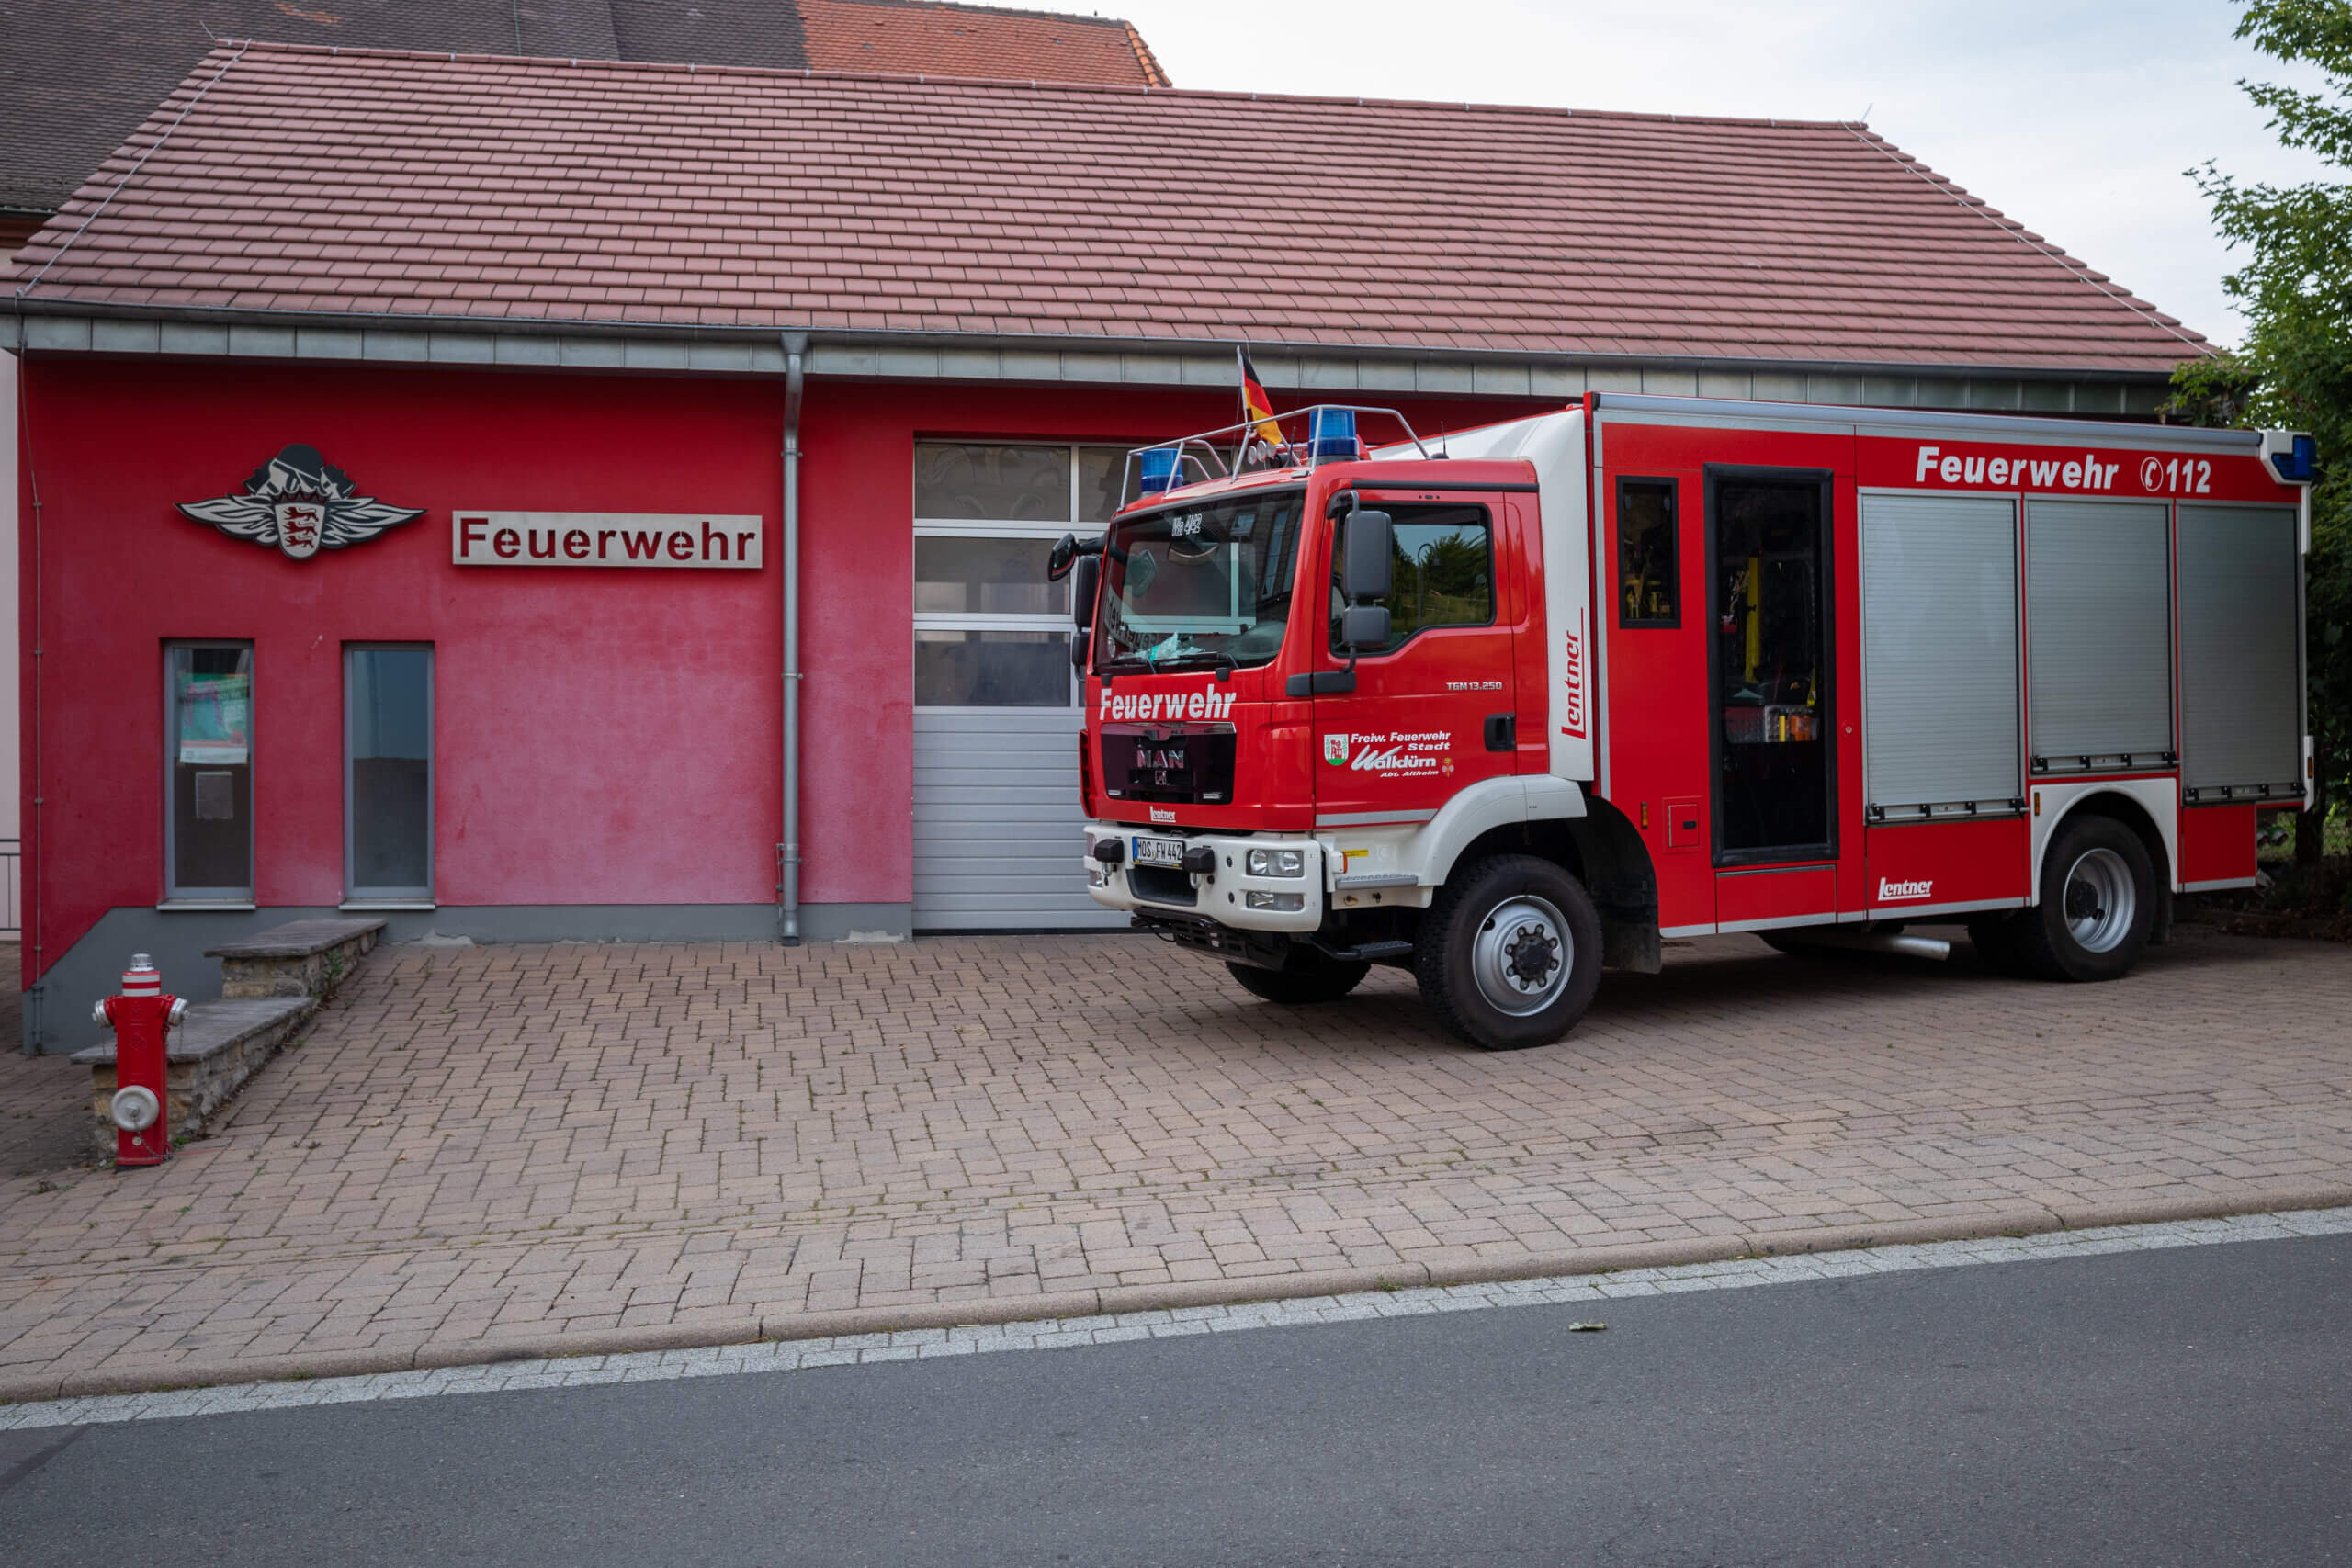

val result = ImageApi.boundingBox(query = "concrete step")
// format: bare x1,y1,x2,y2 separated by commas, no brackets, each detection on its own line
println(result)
73,997,316,1158
207,918,386,1000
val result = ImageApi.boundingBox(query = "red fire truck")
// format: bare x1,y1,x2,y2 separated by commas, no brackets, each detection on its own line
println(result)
1051,394,2315,1050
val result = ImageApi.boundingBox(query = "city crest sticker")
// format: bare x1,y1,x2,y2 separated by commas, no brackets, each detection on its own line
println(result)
177,445,423,560
1322,733,1350,765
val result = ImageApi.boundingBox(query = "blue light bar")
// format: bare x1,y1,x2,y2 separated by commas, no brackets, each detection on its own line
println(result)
1310,407,1358,459
2270,433,2318,483
1138,447,1180,492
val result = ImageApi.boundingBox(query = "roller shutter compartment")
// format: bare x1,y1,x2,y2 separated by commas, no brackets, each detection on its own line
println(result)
2025,499,2173,772
913,707,1126,931
2177,503,2301,801
1860,492,2021,818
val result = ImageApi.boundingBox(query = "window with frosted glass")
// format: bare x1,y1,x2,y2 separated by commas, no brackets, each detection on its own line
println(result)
912,441,1109,709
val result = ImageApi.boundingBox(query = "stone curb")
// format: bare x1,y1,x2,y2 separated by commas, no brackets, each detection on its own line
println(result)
8,1183,2350,1404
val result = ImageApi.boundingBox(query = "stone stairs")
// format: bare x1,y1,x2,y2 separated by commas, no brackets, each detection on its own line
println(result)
72,918,384,1159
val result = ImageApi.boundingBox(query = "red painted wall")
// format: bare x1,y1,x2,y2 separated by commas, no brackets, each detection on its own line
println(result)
18,359,785,982
19,355,1544,981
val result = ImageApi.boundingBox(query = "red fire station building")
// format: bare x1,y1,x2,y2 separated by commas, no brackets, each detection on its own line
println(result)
8,43,2207,1049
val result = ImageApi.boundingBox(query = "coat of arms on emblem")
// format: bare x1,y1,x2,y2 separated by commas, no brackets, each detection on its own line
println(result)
1323,733,1350,765
176,445,423,559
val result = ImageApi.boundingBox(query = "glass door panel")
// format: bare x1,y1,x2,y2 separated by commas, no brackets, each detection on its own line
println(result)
346,646,433,899
166,643,254,900
1710,474,1833,865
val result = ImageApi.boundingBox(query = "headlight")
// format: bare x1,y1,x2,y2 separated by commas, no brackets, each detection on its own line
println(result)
1247,848,1307,878
1246,890,1306,912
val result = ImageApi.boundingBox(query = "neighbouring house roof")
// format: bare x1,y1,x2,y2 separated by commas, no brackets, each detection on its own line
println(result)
8,42,2210,377
797,1,1166,86
0,0,1165,218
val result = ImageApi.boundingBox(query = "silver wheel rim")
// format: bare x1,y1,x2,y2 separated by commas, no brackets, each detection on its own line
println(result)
1470,895,1572,1016
2062,847,2136,953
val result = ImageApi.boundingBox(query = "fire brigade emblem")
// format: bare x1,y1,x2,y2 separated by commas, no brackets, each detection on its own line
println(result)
177,445,423,560
1322,733,1350,765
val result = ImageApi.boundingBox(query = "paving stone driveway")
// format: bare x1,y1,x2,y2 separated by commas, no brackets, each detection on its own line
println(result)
2,925,2346,1398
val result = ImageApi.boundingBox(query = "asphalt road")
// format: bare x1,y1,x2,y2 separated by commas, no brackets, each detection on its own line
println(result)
5,1234,2348,1567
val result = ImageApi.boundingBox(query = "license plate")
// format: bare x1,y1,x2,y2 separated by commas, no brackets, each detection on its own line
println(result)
1132,835,1186,869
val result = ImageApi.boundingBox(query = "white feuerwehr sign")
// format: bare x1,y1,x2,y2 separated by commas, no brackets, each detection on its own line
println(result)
452,513,763,569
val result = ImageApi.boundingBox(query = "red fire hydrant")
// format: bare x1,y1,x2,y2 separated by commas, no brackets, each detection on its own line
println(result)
94,954,187,1168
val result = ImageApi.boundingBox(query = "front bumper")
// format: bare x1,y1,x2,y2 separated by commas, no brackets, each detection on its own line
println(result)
1080,824,1326,931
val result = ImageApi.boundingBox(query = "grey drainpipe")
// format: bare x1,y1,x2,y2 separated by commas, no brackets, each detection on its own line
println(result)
779,333,806,944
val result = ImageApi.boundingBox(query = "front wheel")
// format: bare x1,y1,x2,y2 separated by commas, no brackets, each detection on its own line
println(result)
1413,855,1603,1050
2012,815,2156,982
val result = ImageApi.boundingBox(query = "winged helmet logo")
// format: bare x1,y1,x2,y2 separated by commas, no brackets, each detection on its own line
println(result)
176,445,423,559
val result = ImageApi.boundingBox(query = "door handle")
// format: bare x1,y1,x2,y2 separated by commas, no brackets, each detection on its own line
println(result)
1484,713,1516,752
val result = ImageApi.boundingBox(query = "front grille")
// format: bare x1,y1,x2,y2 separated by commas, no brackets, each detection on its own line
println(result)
1128,865,1198,906
1100,723,1237,805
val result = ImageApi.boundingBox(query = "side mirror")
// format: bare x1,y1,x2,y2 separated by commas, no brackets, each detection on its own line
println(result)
1340,508,1393,603
1340,604,1391,650
1071,554,1100,633
1070,555,1102,671
1046,532,1078,581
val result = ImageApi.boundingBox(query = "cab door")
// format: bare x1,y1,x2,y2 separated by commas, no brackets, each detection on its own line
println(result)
1310,499,1519,828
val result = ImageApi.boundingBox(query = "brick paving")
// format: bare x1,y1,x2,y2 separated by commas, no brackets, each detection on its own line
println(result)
1,926,2346,1398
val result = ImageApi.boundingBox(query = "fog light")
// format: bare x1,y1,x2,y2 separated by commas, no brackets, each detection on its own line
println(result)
1246,848,1307,877
1246,890,1306,912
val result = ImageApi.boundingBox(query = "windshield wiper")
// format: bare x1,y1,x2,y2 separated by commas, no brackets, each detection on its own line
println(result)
1095,648,1237,681
1145,649,1238,678
1096,650,1157,676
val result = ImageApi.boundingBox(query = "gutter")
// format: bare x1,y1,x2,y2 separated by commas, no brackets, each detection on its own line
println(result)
0,297,2188,389
779,333,806,944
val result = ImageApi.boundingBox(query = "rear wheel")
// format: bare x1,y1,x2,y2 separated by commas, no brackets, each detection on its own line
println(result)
2012,815,2156,982
1226,951,1370,1005
1413,855,1602,1050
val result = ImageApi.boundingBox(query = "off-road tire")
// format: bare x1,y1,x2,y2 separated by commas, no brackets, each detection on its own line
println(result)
1413,854,1603,1050
2012,814,2156,982
1226,953,1370,1005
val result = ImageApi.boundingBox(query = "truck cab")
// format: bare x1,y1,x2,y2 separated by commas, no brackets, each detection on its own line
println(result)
1060,407,1610,1049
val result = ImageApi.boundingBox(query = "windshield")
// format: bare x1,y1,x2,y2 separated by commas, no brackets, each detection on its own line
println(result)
1094,489,1306,674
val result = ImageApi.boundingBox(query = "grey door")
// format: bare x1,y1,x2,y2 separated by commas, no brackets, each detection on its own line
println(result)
912,706,1119,930
1860,492,2021,817
910,443,1132,931
2025,499,2173,772
2177,503,2302,801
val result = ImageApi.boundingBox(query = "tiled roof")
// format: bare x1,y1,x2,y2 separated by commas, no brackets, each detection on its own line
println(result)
0,1,1159,216
9,43,2209,374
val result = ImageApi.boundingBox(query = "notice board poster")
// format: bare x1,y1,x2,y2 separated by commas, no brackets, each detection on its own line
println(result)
176,671,252,765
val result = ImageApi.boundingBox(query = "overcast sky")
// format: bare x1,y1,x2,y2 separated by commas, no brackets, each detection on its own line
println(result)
1112,0,2335,349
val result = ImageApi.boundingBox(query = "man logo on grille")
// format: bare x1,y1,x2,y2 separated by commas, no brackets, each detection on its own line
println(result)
178,445,423,560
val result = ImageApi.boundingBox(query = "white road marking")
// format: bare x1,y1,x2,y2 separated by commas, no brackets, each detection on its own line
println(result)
6,1205,2348,1432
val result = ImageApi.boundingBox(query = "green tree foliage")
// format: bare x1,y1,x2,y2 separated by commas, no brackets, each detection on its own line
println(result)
2171,0,2352,863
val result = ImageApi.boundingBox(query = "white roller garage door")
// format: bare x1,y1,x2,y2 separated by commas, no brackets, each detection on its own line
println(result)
910,441,1131,932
